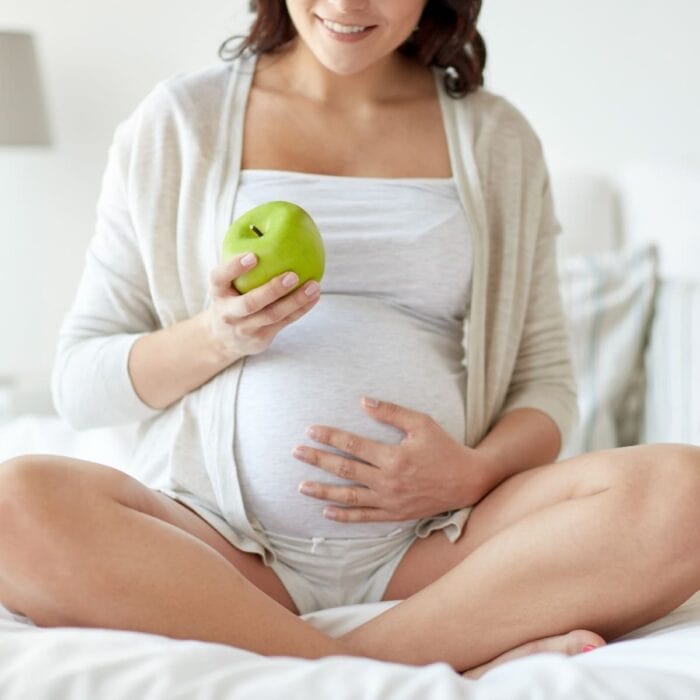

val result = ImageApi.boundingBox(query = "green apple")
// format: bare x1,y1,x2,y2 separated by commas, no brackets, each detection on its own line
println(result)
222,201,325,294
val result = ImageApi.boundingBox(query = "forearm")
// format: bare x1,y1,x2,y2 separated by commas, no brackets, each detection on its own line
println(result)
128,311,243,410
471,408,562,498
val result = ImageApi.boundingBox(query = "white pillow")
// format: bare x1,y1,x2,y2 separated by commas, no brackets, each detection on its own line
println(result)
558,246,658,458
642,280,700,445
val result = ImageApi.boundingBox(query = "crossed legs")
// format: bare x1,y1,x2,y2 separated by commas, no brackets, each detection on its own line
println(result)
0,444,698,674
344,444,700,670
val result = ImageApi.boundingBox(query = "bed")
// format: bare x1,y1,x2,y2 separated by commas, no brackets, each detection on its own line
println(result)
0,413,699,699
1,165,699,697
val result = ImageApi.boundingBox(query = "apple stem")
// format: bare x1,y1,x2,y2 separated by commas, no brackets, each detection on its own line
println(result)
250,225,264,238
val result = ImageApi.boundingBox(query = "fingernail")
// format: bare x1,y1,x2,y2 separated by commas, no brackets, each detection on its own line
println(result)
324,509,337,520
299,483,314,496
305,281,320,296
241,253,256,267
283,272,298,288
306,426,319,440
581,644,597,653
363,397,379,407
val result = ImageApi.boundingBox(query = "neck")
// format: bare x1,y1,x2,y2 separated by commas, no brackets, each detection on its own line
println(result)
262,39,431,111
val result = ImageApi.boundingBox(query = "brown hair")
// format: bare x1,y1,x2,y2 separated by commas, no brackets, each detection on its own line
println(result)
219,1,486,98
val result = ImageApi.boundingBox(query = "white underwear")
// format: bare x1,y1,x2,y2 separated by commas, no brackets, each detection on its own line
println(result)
263,528,417,615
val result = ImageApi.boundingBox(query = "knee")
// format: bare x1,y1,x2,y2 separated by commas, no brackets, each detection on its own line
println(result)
656,444,700,511
0,456,48,550
610,443,700,496
639,443,700,495
0,455,126,529
622,444,700,561
0,454,47,505
0,456,65,527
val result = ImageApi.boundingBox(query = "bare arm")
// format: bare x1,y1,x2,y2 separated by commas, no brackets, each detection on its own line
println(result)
472,407,561,498
127,311,240,411
128,254,321,410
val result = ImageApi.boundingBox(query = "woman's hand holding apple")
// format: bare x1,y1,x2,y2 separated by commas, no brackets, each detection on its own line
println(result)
205,252,321,362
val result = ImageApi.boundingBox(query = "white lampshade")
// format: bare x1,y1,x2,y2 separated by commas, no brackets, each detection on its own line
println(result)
0,31,51,146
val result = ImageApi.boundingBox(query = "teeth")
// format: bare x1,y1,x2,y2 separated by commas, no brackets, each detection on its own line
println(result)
322,18,368,34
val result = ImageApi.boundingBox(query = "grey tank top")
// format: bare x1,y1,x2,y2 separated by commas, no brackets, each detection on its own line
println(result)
232,169,472,539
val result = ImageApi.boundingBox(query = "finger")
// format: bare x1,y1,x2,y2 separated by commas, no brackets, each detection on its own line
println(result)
234,281,320,336
297,480,376,509
262,295,321,335
233,271,304,318
210,253,257,297
322,506,400,523
256,280,321,327
361,397,426,435
293,444,380,490
304,424,389,466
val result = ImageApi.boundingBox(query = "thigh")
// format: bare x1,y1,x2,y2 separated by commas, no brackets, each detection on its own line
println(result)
382,447,627,602
0,455,299,615
145,490,300,614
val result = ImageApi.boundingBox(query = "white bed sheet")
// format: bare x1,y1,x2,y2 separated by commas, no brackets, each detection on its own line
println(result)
1,414,699,699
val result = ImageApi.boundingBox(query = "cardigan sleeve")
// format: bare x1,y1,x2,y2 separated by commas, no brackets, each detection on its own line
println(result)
50,102,163,429
497,169,579,448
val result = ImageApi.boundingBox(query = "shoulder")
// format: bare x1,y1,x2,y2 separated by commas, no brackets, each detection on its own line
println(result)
439,85,551,195
146,60,240,116
124,63,232,133
112,55,252,154
434,75,547,170
461,88,546,165
441,85,559,235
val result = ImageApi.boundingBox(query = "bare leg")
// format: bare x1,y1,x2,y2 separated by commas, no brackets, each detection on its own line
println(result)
2,447,698,671
341,445,700,672
0,457,352,659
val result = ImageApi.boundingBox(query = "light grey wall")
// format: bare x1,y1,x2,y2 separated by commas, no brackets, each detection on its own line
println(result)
480,0,700,171
1,1,698,395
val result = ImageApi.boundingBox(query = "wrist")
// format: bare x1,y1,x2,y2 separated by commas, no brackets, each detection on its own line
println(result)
470,447,504,500
198,310,244,369
451,445,500,507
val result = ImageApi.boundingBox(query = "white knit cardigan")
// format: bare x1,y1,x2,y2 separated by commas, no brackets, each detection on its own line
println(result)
52,53,577,557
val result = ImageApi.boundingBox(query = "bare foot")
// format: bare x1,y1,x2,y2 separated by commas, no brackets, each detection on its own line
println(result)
462,629,607,680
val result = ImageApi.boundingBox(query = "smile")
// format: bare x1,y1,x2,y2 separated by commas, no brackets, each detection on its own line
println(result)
317,16,377,41
321,18,368,34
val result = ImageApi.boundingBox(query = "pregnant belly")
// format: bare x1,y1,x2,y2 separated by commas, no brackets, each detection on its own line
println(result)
234,295,467,539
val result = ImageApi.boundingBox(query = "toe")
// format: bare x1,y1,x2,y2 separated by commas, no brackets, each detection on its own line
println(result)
565,629,607,654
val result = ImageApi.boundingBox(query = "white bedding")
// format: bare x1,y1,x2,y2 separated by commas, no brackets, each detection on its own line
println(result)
1,414,699,699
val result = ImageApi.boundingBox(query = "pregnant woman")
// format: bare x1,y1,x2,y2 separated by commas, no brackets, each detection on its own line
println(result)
1,0,699,679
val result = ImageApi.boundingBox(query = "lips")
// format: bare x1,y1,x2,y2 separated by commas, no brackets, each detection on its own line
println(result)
316,15,378,41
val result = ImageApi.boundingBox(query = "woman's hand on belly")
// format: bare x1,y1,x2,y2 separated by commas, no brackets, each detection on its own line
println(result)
292,396,488,523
